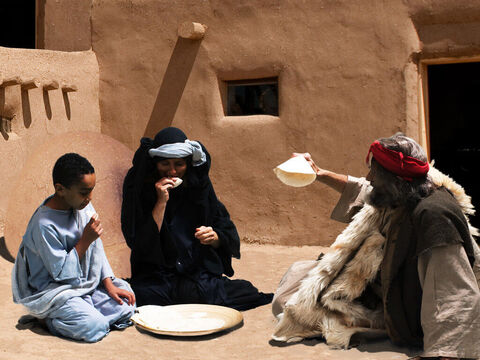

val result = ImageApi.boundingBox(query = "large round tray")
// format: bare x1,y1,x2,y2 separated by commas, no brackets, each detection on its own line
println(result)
131,304,243,336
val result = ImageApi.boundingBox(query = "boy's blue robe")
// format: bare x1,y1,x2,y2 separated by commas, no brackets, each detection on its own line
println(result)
12,200,114,318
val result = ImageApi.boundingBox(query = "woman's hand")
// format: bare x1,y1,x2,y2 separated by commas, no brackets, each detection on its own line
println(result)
154,177,176,204
195,226,220,248
103,277,136,306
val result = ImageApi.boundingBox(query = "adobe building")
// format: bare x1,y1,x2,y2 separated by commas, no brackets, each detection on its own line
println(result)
1,1,479,259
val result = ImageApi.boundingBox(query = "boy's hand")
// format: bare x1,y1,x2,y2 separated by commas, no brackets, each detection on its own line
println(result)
82,213,104,244
103,278,136,306
75,214,104,259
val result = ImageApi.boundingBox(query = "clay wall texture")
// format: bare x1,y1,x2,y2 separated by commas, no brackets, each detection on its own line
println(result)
36,0,92,51
21,0,480,246
89,0,420,246
0,47,101,234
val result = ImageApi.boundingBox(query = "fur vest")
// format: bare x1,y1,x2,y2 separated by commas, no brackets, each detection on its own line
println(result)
272,167,480,348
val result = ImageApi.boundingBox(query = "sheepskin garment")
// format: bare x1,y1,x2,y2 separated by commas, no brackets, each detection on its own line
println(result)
272,168,480,357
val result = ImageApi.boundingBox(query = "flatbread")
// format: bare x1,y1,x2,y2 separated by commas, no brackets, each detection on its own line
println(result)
273,156,316,187
172,177,183,188
131,304,243,336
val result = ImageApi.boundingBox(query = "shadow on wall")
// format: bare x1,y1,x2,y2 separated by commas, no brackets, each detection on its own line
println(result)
0,88,5,140
21,89,33,128
42,90,52,120
63,92,71,120
0,237,15,263
143,37,202,138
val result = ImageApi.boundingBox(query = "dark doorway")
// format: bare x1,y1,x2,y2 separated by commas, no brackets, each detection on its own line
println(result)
0,0,36,49
428,62,480,228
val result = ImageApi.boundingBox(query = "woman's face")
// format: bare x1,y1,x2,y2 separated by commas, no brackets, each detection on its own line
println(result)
156,158,187,179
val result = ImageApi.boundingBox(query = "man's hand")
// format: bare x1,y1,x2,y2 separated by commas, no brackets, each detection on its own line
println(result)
75,214,103,259
292,152,348,193
195,226,220,248
292,152,323,176
103,277,136,306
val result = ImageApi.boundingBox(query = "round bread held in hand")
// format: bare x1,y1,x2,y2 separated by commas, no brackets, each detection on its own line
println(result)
171,177,183,188
273,156,317,187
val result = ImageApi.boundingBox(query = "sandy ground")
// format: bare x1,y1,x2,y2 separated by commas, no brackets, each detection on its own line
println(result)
0,243,417,360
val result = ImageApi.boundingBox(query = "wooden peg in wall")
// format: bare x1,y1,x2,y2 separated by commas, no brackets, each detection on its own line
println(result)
61,84,78,92
178,22,207,40
43,80,59,91
21,79,41,90
1,76,21,87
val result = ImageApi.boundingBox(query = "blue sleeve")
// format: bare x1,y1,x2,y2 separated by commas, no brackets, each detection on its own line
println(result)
32,223,82,284
96,239,115,280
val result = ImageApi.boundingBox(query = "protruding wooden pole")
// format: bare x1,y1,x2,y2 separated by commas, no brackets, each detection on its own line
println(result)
21,79,41,90
61,84,78,92
178,22,207,40
43,80,59,91
1,76,21,87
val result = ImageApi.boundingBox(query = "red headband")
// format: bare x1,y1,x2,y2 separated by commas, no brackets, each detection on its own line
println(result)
366,140,429,181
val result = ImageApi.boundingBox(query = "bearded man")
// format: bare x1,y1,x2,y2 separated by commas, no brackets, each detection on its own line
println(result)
272,133,480,360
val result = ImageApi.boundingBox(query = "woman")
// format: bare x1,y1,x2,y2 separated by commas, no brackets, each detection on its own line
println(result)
121,127,272,310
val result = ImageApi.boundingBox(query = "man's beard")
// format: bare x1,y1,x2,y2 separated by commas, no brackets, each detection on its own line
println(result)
366,185,402,209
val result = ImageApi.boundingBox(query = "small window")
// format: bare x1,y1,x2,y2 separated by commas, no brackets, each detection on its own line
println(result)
226,77,278,116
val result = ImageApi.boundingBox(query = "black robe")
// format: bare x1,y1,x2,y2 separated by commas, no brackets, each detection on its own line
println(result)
121,135,272,310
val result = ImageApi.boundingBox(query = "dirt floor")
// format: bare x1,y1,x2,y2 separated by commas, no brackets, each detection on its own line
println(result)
0,243,417,360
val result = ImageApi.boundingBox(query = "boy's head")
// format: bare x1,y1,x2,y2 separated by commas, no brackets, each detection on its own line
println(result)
52,153,96,210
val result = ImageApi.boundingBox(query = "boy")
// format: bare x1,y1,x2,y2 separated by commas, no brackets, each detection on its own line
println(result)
12,153,135,342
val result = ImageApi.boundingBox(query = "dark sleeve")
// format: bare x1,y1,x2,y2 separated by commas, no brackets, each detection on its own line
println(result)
125,206,181,277
121,140,177,270
213,200,241,259
128,213,160,253
121,138,155,249
413,190,471,258
205,188,240,277
121,169,159,253
122,180,177,269
121,167,140,249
